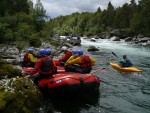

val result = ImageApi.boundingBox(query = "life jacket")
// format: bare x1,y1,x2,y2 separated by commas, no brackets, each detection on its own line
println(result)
23,53,30,62
80,55,92,68
40,57,52,73
120,58,133,67
124,59,133,67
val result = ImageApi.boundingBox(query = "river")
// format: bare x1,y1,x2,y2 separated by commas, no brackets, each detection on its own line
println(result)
38,38,150,113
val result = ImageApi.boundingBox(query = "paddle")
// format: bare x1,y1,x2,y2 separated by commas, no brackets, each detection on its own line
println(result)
91,68,106,74
92,67,108,72
71,64,107,73
112,52,120,59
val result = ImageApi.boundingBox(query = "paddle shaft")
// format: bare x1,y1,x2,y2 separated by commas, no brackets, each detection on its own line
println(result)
112,52,120,59
91,68,106,74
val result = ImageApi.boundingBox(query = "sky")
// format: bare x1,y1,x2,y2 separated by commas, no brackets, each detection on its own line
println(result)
33,0,138,18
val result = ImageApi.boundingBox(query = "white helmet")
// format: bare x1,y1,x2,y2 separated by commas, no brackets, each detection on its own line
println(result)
61,46,67,51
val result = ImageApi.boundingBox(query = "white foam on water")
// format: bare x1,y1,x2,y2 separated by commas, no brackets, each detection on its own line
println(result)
81,38,150,57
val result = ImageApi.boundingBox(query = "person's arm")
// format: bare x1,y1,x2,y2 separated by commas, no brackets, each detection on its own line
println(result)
52,60,57,74
28,54,37,63
67,57,82,65
30,59,41,75
65,56,74,66
126,59,133,66
118,59,124,63
90,57,96,66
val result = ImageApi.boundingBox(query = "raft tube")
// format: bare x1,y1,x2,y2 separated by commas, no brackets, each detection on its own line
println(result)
38,72,101,95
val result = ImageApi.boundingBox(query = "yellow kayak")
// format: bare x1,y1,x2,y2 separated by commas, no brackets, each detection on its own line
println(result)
110,62,143,72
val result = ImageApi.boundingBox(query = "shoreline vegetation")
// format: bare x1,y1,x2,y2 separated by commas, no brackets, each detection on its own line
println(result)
0,0,150,48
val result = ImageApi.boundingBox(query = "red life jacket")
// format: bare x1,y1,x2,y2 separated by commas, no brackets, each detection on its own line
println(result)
80,55,92,68
23,53,30,62
40,57,53,75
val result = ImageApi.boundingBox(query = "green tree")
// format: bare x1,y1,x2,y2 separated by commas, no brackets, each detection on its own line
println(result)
131,0,150,35
113,3,131,28
34,0,47,31
0,0,29,16
34,0,46,21
96,7,101,13
105,2,115,27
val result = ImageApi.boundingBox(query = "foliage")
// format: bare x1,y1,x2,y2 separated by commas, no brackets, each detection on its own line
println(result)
0,0,46,45
16,41,29,52
0,0,150,45
0,60,22,79
29,33,42,47
0,0,29,16
131,0,150,36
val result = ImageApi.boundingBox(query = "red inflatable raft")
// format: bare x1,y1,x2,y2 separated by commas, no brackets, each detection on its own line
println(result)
38,72,100,95
22,66,101,95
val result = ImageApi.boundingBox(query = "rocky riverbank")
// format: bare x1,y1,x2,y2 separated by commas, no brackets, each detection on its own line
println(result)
87,29,150,46
0,36,82,113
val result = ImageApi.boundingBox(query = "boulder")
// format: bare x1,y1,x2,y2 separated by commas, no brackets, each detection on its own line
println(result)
0,78,42,113
87,46,99,51
5,47,19,55
110,36,120,41
139,37,150,42
67,38,81,46
0,59,22,79
93,35,99,39
90,38,96,42
125,37,132,42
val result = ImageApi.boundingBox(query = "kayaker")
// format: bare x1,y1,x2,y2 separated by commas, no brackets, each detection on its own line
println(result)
58,46,72,66
65,50,96,73
119,55,133,67
30,49,57,84
22,48,38,67
64,50,80,72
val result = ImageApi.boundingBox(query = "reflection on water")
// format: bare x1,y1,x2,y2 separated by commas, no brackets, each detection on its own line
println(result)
38,93,102,113
38,38,150,113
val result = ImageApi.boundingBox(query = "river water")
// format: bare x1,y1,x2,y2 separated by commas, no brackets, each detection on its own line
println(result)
38,38,150,113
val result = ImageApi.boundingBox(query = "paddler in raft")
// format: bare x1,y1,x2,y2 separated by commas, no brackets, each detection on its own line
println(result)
64,50,96,74
22,48,38,67
64,50,80,72
58,46,72,66
30,49,57,84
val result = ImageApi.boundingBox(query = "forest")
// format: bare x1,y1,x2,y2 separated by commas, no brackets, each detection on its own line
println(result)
0,0,150,47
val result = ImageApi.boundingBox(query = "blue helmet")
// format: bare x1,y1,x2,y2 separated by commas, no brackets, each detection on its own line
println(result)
39,49,46,55
72,50,79,55
46,49,51,55
28,48,34,53
78,50,83,55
